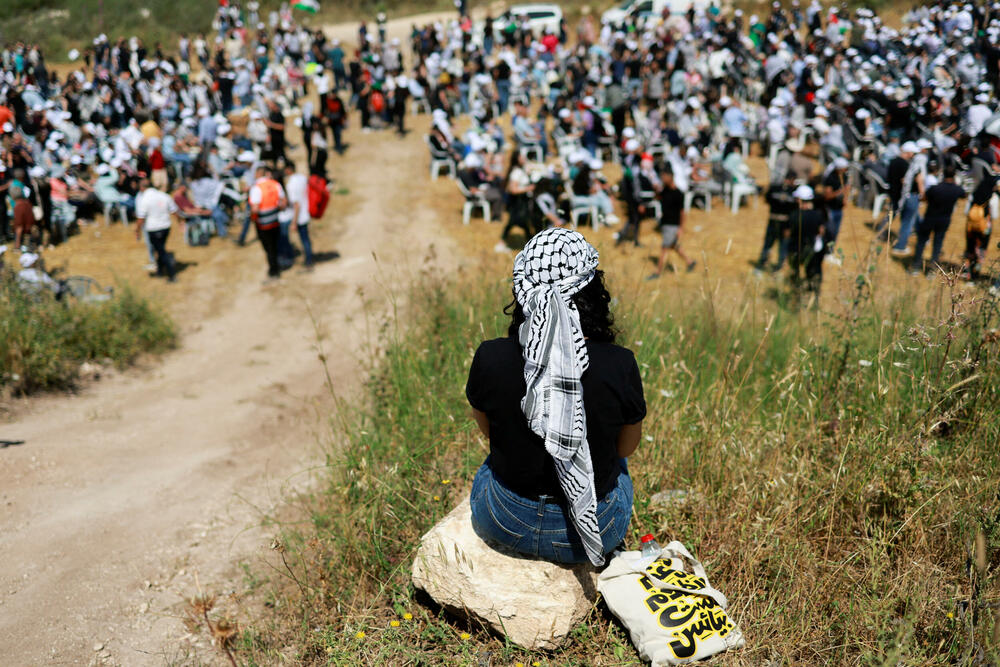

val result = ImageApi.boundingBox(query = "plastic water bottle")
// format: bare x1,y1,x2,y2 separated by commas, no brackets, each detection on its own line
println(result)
638,533,660,568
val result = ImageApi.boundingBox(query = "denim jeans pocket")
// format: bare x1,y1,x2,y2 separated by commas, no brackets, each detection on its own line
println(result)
550,514,618,564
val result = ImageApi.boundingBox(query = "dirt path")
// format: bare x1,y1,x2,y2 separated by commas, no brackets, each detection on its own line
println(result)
0,100,456,664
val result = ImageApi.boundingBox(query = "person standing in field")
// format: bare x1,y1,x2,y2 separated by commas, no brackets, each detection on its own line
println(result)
249,166,287,282
910,165,965,275
283,162,314,270
647,168,695,279
135,177,179,283
787,185,825,296
757,171,796,271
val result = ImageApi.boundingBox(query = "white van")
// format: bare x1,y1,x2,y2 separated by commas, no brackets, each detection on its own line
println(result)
473,4,564,45
601,0,708,27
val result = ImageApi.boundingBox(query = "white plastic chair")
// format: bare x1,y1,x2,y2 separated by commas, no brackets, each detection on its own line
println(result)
728,182,758,214
455,179,491,225
102,200,129,226
424,135,455,181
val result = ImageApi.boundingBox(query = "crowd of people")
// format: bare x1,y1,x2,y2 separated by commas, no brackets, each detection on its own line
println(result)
413,0,1000,294
3,0,1000,295
0,1,344,286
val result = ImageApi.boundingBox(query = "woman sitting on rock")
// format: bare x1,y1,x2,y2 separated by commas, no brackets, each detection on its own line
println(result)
466,228,646,566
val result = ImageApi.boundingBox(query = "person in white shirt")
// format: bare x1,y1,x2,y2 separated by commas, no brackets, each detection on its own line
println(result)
283,162,314,269
135,178,180,282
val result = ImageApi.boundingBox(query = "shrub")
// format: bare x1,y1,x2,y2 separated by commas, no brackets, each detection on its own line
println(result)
0,275,176,394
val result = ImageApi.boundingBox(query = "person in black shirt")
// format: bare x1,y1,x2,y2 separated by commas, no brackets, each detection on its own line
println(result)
757,172,796,271
788,185,826,296
822,157,849,243
264,99,287,165
648,168,695,279
467,229,645,565
910,166,965,274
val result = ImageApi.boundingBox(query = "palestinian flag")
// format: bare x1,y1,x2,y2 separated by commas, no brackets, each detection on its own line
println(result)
293,0,319,13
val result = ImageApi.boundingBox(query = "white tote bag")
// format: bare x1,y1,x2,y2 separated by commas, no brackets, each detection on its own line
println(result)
597,541,745,666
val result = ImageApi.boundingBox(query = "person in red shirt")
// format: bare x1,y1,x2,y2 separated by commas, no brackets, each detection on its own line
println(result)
148,138,168,190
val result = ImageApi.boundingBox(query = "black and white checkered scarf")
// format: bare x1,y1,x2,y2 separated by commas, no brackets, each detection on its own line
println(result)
513,228,604,566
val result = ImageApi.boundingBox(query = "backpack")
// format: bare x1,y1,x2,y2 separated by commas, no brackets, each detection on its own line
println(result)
185,218,212,246
308,175,329,219
968,204,989,235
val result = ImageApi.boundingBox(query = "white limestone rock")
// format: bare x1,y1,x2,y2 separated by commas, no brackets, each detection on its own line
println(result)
411,497,597,650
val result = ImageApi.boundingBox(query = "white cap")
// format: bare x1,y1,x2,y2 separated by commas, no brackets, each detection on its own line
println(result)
582,96,595,107
19,253,39,268
237,150,257,162
588,158,604,170
814,107,829,117
901,141,919,154
793,185,814,200
625,139,640,152
916,138,933,150
856,108,871,119
96,163,110,175
558,108,571,119
833,157,849,169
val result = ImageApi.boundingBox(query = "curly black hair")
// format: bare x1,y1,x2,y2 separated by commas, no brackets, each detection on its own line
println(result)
505,269,617,343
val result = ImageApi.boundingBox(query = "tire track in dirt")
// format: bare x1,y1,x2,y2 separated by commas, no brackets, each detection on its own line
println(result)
0,96,457,664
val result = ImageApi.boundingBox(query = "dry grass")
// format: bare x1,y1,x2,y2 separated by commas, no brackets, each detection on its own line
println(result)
224,186,1000,664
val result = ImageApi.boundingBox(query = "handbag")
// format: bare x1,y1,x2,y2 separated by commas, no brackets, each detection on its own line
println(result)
597,541,745,666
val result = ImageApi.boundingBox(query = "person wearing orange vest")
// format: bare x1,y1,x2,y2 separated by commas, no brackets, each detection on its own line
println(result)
248,166,287,280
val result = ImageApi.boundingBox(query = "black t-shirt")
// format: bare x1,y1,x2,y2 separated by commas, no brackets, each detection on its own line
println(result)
790,208,824,252
269,109,285,148
658,185,684,227
823,170,846,210
924,181,965,220
466,337,646,501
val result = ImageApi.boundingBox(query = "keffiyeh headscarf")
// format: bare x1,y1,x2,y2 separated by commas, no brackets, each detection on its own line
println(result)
512,228,604,566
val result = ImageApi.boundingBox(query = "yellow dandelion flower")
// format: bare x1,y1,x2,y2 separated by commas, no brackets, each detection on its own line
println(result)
355,631,366,640
947,612,954,619
325,646,333,654
532,663,541,666
441,479,451,484
460,632,471,640
403,612,413,620
433,495,441,501
516,663,525,667
390,620,400,627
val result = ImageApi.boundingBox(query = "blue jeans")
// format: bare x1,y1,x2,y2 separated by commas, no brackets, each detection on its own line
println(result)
893,194,920,251
470,458,632,564
826,208,843,243
238,209,253,245
210,205,228,238
278,221,295,265
296,223,313,265
497,80,511,114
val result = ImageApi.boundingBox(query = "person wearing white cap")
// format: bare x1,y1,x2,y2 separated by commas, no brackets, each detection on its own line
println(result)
822,157,850,243
135,176,179,282
910,164,965,276
788,185,826,296
891,140,930,255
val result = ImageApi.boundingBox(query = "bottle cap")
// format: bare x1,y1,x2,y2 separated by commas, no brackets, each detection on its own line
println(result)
640,534,655,544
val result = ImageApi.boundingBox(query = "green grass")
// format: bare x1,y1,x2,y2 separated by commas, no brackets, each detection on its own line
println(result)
0,275,176,394
227,256,1000,665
